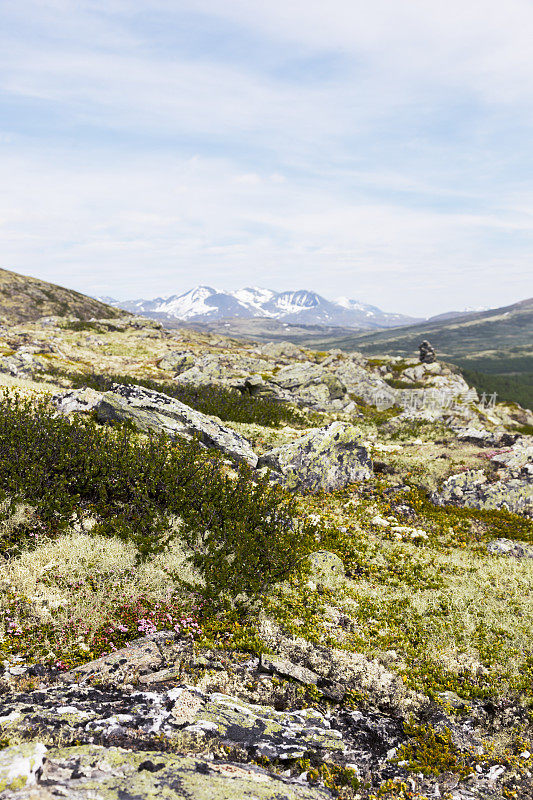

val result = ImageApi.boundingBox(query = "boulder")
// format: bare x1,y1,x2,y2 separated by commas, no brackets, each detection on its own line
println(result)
271,363,325,391
158,351,195,373
257,422,372,492
95,384,258,466
432,469,532,517
486,538,533,559
259,341,307,360
60,631,176,685
333,362,395,407
56,383,257,466
270,364,347,406
53,387,103,415
0,351,47,378
236,374,290,401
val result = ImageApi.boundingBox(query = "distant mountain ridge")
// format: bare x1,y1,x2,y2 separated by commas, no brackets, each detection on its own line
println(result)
306,297,533,360
104,286,420,329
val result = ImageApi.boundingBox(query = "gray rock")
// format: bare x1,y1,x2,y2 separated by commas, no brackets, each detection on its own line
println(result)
0,743,47,794
95,383,258,466
236,374,290,401
158,351,195,373
268,363,346,406
271,363,326,391
0,351,47,378
260,655,320,687
486,538,533,559
432,469,532,517
257,422,372,492
60,632,176,685
260,341,307,360
332,362,396,407
454,427,495,446
0,743,330,799
53,388,103,415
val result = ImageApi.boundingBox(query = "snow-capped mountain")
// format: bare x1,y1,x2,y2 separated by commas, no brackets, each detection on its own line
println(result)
104,286,420,329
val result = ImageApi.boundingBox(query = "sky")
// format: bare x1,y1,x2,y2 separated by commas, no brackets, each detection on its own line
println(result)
1,0,532,317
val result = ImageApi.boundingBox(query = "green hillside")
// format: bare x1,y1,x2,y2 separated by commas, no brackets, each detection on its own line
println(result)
0,267,125,324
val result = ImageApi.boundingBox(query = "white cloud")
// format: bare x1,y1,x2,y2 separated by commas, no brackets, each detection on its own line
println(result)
0,148,530,315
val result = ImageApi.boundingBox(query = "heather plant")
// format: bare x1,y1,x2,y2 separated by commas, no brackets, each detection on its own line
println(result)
0,393,314,609
49,368,305,428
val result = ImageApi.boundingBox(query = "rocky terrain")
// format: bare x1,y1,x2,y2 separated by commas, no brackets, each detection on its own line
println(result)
0,297,531,799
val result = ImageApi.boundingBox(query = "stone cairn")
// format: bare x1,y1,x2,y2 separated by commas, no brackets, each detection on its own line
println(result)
418,339,436,364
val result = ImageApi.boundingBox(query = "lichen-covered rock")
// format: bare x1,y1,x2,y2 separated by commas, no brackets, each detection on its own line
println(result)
0,744,331,799
95,383,258,466
0,351,47,378
158,351,195,373
265,363,347,408
60,632,176,685
53,387,103,415
431,469,533,516
0,681,366,766
257,422,372,492
486,538,533,559
259,341,307,360
0,743,46,793
257,620,426,716
332,362,394,407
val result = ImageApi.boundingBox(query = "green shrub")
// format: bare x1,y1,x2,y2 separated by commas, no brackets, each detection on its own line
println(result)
48,368,305,428
0,394,314,609
395,719,475,777
385,378,425,389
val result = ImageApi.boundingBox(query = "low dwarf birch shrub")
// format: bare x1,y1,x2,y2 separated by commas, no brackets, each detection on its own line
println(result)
0,394,313,610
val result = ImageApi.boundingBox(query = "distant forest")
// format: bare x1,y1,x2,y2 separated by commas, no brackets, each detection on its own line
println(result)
457,366,533,410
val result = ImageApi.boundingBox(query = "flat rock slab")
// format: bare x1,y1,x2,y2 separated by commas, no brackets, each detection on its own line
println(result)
257,421,372,492
60,632,176,685
0,683,357,765
0,743,331,799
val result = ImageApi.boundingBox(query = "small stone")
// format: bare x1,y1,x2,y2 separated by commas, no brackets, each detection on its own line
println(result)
260,656,320,686
371,516,390,528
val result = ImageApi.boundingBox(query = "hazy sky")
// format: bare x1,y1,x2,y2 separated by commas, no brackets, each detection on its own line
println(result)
1,1,532,316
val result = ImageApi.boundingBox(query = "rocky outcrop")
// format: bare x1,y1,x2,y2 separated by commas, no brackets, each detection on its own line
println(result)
432,469,532,516
432,438,533,516
257,422,372,492
55,384,258,467
0,350,48,379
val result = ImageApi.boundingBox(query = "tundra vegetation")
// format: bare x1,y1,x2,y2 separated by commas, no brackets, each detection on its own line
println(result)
0,309,531,799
